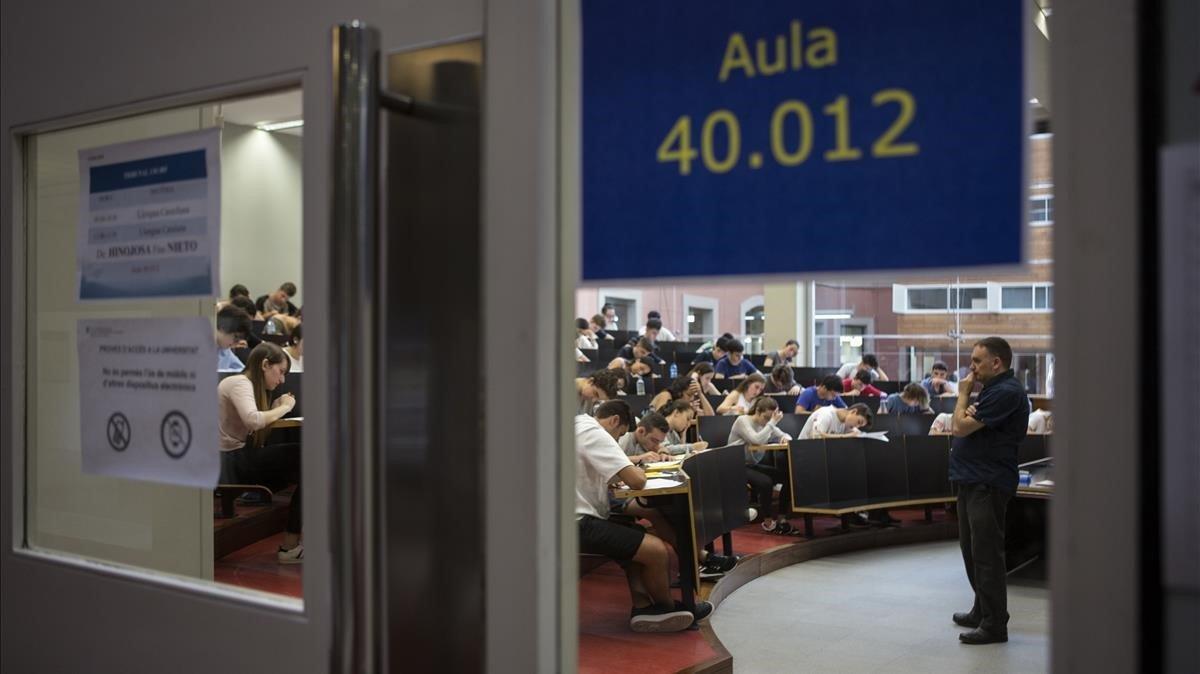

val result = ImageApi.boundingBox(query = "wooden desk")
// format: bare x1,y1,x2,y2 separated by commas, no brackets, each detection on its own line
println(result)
749,443,789,452
270,416,303,429
613,474,701,611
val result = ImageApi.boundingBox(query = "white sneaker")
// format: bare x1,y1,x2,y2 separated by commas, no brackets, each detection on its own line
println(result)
745,507,758,522
277,543,304,564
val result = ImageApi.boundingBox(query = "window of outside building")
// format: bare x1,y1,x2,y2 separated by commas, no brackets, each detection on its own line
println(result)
1030,194,1054,225
1001,283,1054,311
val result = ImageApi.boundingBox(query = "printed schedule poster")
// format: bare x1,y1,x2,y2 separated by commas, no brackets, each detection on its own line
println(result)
77,128,221,300
580,0,1024,281
77,317,219,488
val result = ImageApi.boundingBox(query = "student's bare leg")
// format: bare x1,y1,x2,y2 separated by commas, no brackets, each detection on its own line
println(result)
625,501,677,548
623,563,653,608
631,534,674,607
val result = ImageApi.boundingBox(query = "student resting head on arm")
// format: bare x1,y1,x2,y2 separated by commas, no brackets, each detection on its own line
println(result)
576,368,623,415
882,383,932,415
660,400,707,455
798,403,873,439
732,397,798,535
718,373,766,415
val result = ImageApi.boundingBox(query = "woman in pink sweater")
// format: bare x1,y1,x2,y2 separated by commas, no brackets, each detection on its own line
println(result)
217,342,302,563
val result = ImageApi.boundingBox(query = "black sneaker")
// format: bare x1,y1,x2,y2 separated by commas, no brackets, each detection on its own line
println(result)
629,604,694,633
704,553,739,573
698,567,725,581
677,600,714,622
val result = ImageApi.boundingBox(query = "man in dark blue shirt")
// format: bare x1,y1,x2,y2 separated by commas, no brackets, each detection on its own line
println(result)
713,340,758,378
949,337,1029,645
793,375,847,413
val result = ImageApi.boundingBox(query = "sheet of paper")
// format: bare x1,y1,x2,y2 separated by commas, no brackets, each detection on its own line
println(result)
77,128,221,300
859,431,890,442
643,478,684,490
77,317,219,488
644,460,682,470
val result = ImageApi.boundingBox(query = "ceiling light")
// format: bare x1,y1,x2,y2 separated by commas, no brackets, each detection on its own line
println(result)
256,119,304,132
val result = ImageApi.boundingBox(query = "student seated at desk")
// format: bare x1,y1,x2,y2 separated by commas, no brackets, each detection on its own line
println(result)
762,339,799,368
881,383,933,415
575,317,599,350
729,398,797,534
763,364,802,396
842,369,884,397
717,373,766,415
930,412,955,434
660,400,708,455
283,323,304,373
836,353,889,382
217,283,251,311
216,305,252,372
686,362,721,396
690,335,731,366
576,369,622,415
608,355,657,395
713,341,758,379
217,342,302,563
921,361,959,397
617,336,666,366
617,412,671,464
589,313,615,341
575,400,707,632
794,375,847,413
650,376,715,417
798,403,873,439
1027,408,1053,434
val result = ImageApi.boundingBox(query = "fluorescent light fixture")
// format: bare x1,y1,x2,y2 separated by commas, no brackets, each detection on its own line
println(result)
256,119,304,132
816,313,852,320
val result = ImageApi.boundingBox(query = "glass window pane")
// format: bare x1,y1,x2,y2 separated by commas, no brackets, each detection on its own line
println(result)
1004,286,1034,309
1034,286,1048,308
24,91,304,602
908,287,948,310
955,287,989,310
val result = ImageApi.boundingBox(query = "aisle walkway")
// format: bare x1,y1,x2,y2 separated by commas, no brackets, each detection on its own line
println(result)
711,540,1048,673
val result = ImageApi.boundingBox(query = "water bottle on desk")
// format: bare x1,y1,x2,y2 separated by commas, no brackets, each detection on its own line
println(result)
635,375,645,396
669,363,678,379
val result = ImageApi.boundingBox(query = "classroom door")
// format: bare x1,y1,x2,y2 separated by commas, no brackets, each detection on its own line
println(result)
0,4,493,672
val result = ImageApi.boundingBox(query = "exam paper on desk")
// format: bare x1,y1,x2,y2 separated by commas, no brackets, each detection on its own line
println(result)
643,478,684,490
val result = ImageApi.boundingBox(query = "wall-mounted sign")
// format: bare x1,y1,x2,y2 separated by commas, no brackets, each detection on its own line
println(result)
77,128,221,299
581,0,1024,281
78,318,218,488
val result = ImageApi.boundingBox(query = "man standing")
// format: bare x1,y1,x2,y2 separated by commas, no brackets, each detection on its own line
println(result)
949,337,1029,645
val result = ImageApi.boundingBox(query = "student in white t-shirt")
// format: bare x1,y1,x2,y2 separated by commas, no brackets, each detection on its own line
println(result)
930,412,955,435
1027,408,1053,434
798,403,873,439
575,400,706,632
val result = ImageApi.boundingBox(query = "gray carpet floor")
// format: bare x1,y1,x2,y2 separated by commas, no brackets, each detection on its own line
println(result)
711,540,1049,673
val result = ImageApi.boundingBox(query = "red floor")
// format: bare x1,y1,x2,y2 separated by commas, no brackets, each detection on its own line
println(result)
215,510,949,673
215,532,303,598
578,507,950,673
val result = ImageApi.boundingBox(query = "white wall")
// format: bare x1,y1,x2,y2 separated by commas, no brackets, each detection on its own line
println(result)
219,123,303,306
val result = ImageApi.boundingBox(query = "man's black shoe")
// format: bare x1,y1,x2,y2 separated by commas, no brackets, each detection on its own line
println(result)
952,612,981,628
959,628,1008,645
704,553,739,573
677,600,714,622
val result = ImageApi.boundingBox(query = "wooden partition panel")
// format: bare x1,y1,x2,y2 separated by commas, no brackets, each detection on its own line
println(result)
697,415,737,447
865,441,908,502
789,440,831,507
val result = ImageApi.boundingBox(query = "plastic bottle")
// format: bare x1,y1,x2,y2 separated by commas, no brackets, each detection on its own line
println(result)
669,363,679,379
635,375,646,395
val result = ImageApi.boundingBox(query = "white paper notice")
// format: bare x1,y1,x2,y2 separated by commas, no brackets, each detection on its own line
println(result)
77,318,219,488
77,128,221,300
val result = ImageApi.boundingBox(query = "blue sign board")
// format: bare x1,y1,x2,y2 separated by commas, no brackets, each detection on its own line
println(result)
581,0,1024,281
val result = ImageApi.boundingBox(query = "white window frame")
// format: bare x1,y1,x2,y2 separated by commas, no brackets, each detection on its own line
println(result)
999,282,1055,313
739,294,764,335
1029,193,1055,226
596,287,642,332
892,283,991,314
681,293,719,343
